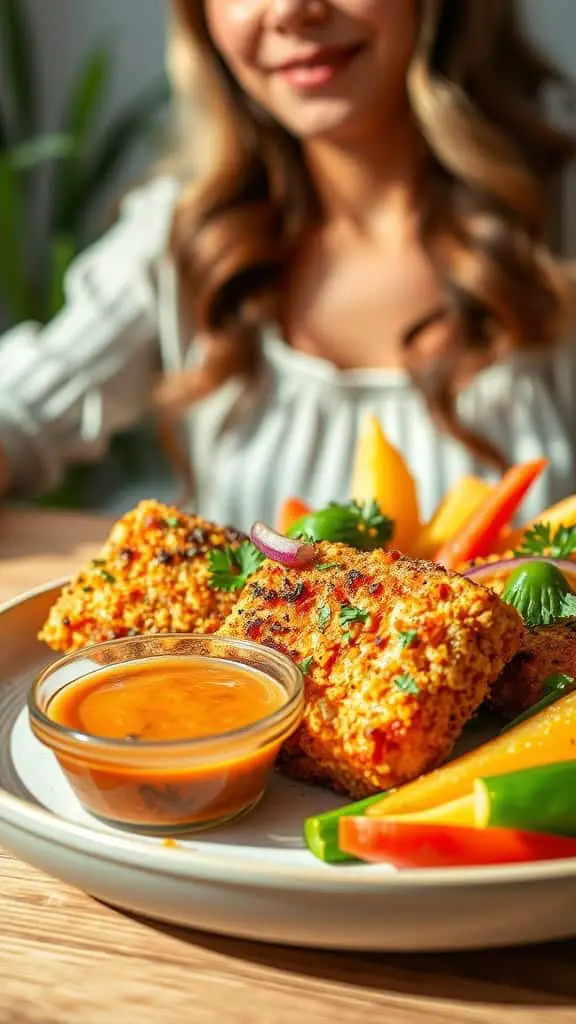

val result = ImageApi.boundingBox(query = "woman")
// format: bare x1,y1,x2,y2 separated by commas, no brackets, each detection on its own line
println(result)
0,0,574,528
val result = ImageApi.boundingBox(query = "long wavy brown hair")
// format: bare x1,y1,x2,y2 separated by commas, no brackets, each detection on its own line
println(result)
161,0,575,471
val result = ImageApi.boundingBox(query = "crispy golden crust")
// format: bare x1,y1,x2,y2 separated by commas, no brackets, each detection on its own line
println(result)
490,618,576,720
219,545,523,798
39,500,242,652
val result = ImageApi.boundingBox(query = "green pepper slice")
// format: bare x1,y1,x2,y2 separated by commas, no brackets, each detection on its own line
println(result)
288,500,393,551
502,673,576,732
477,761,576,835
304,793,387,863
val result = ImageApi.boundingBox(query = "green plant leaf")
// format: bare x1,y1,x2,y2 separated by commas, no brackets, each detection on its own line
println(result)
8,133,75,171
84,78,168,190
46,234,76,319
52,43,112,233
59,78,169,232
0,157,32,320
65,44,111,147
0,101,10,152
0,0,36,139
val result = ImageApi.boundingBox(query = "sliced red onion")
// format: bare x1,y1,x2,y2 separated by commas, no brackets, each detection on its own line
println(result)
463,557,576,584
250,521,316,568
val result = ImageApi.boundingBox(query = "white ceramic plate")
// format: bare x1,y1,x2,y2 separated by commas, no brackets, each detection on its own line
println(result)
1,581,575,952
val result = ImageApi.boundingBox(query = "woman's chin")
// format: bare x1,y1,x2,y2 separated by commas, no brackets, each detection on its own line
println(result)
271,99,365,144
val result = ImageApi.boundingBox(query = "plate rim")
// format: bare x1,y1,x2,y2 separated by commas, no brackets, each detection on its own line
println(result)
1,579,576,894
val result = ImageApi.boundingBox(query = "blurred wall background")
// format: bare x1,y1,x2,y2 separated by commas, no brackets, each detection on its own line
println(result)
26,0,167,205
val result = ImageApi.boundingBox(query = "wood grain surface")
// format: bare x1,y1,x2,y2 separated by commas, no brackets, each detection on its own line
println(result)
0,507,575,1024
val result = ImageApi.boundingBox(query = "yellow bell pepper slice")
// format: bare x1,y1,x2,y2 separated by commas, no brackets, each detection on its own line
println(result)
366,690,576,818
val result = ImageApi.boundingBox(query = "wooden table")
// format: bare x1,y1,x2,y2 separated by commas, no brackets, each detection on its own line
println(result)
0,508,575,1024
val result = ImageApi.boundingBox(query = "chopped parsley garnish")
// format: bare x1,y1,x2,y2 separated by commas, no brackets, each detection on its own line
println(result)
208,542,265,592
398,629,419,648
339,604,369,628
317,604,332,631
82,585,93,593
166,516,182,529
393,673,420,696
297,656,314,675
91,558,106,567
515,523,576,559
99,570,116,584
316,562,340,571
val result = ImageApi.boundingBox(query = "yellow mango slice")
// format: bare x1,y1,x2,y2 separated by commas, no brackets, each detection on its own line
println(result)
350,413,420,554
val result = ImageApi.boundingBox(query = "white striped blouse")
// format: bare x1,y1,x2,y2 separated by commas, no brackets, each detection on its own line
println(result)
0,176,575,530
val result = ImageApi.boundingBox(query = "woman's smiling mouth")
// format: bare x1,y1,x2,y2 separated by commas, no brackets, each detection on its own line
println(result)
270,43,365,90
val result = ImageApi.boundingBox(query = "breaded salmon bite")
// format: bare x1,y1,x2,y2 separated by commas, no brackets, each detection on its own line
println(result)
219,544,523,797
490,619,576,721
39,501,243,653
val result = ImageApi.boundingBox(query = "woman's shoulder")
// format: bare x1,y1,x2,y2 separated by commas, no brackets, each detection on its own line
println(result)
119,175,181,217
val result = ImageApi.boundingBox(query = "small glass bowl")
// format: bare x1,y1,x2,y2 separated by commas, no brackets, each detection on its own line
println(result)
29,634,304,836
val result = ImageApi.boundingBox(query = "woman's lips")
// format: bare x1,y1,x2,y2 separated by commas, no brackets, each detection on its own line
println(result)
274,45,364,90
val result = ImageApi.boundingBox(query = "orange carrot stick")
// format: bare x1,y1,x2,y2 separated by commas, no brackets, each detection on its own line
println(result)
435,459,548,570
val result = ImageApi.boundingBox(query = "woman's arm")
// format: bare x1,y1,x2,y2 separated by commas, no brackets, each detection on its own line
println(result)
0,177,179,498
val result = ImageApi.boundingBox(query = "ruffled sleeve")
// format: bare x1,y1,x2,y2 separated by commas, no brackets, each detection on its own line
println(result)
0,176,179,495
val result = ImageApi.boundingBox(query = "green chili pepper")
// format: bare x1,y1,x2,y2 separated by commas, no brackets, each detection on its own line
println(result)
501,560,572,626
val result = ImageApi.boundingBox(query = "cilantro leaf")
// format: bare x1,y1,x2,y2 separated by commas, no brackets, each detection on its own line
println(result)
317,604,331,631
297,656,314,675
208,542,265,592
393,673,420,696
166,516,182,528
236,542,266,578
339,604,369,628
316,562,340,571
515,523,576,559
398,629,419,648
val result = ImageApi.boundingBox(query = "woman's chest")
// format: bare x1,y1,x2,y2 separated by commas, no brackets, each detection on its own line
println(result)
281,229,443,369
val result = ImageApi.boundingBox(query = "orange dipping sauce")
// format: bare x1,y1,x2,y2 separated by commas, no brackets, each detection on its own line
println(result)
49,657,286,741
30,637,304,835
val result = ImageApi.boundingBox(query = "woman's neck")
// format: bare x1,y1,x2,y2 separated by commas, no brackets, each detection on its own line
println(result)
303,112,424,237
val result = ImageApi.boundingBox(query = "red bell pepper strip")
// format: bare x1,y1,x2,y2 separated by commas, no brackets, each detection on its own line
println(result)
276,498,312,535
338,818,576,869
435,459,548,570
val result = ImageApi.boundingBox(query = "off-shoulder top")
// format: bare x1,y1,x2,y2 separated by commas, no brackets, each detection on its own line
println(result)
0,177,574,529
